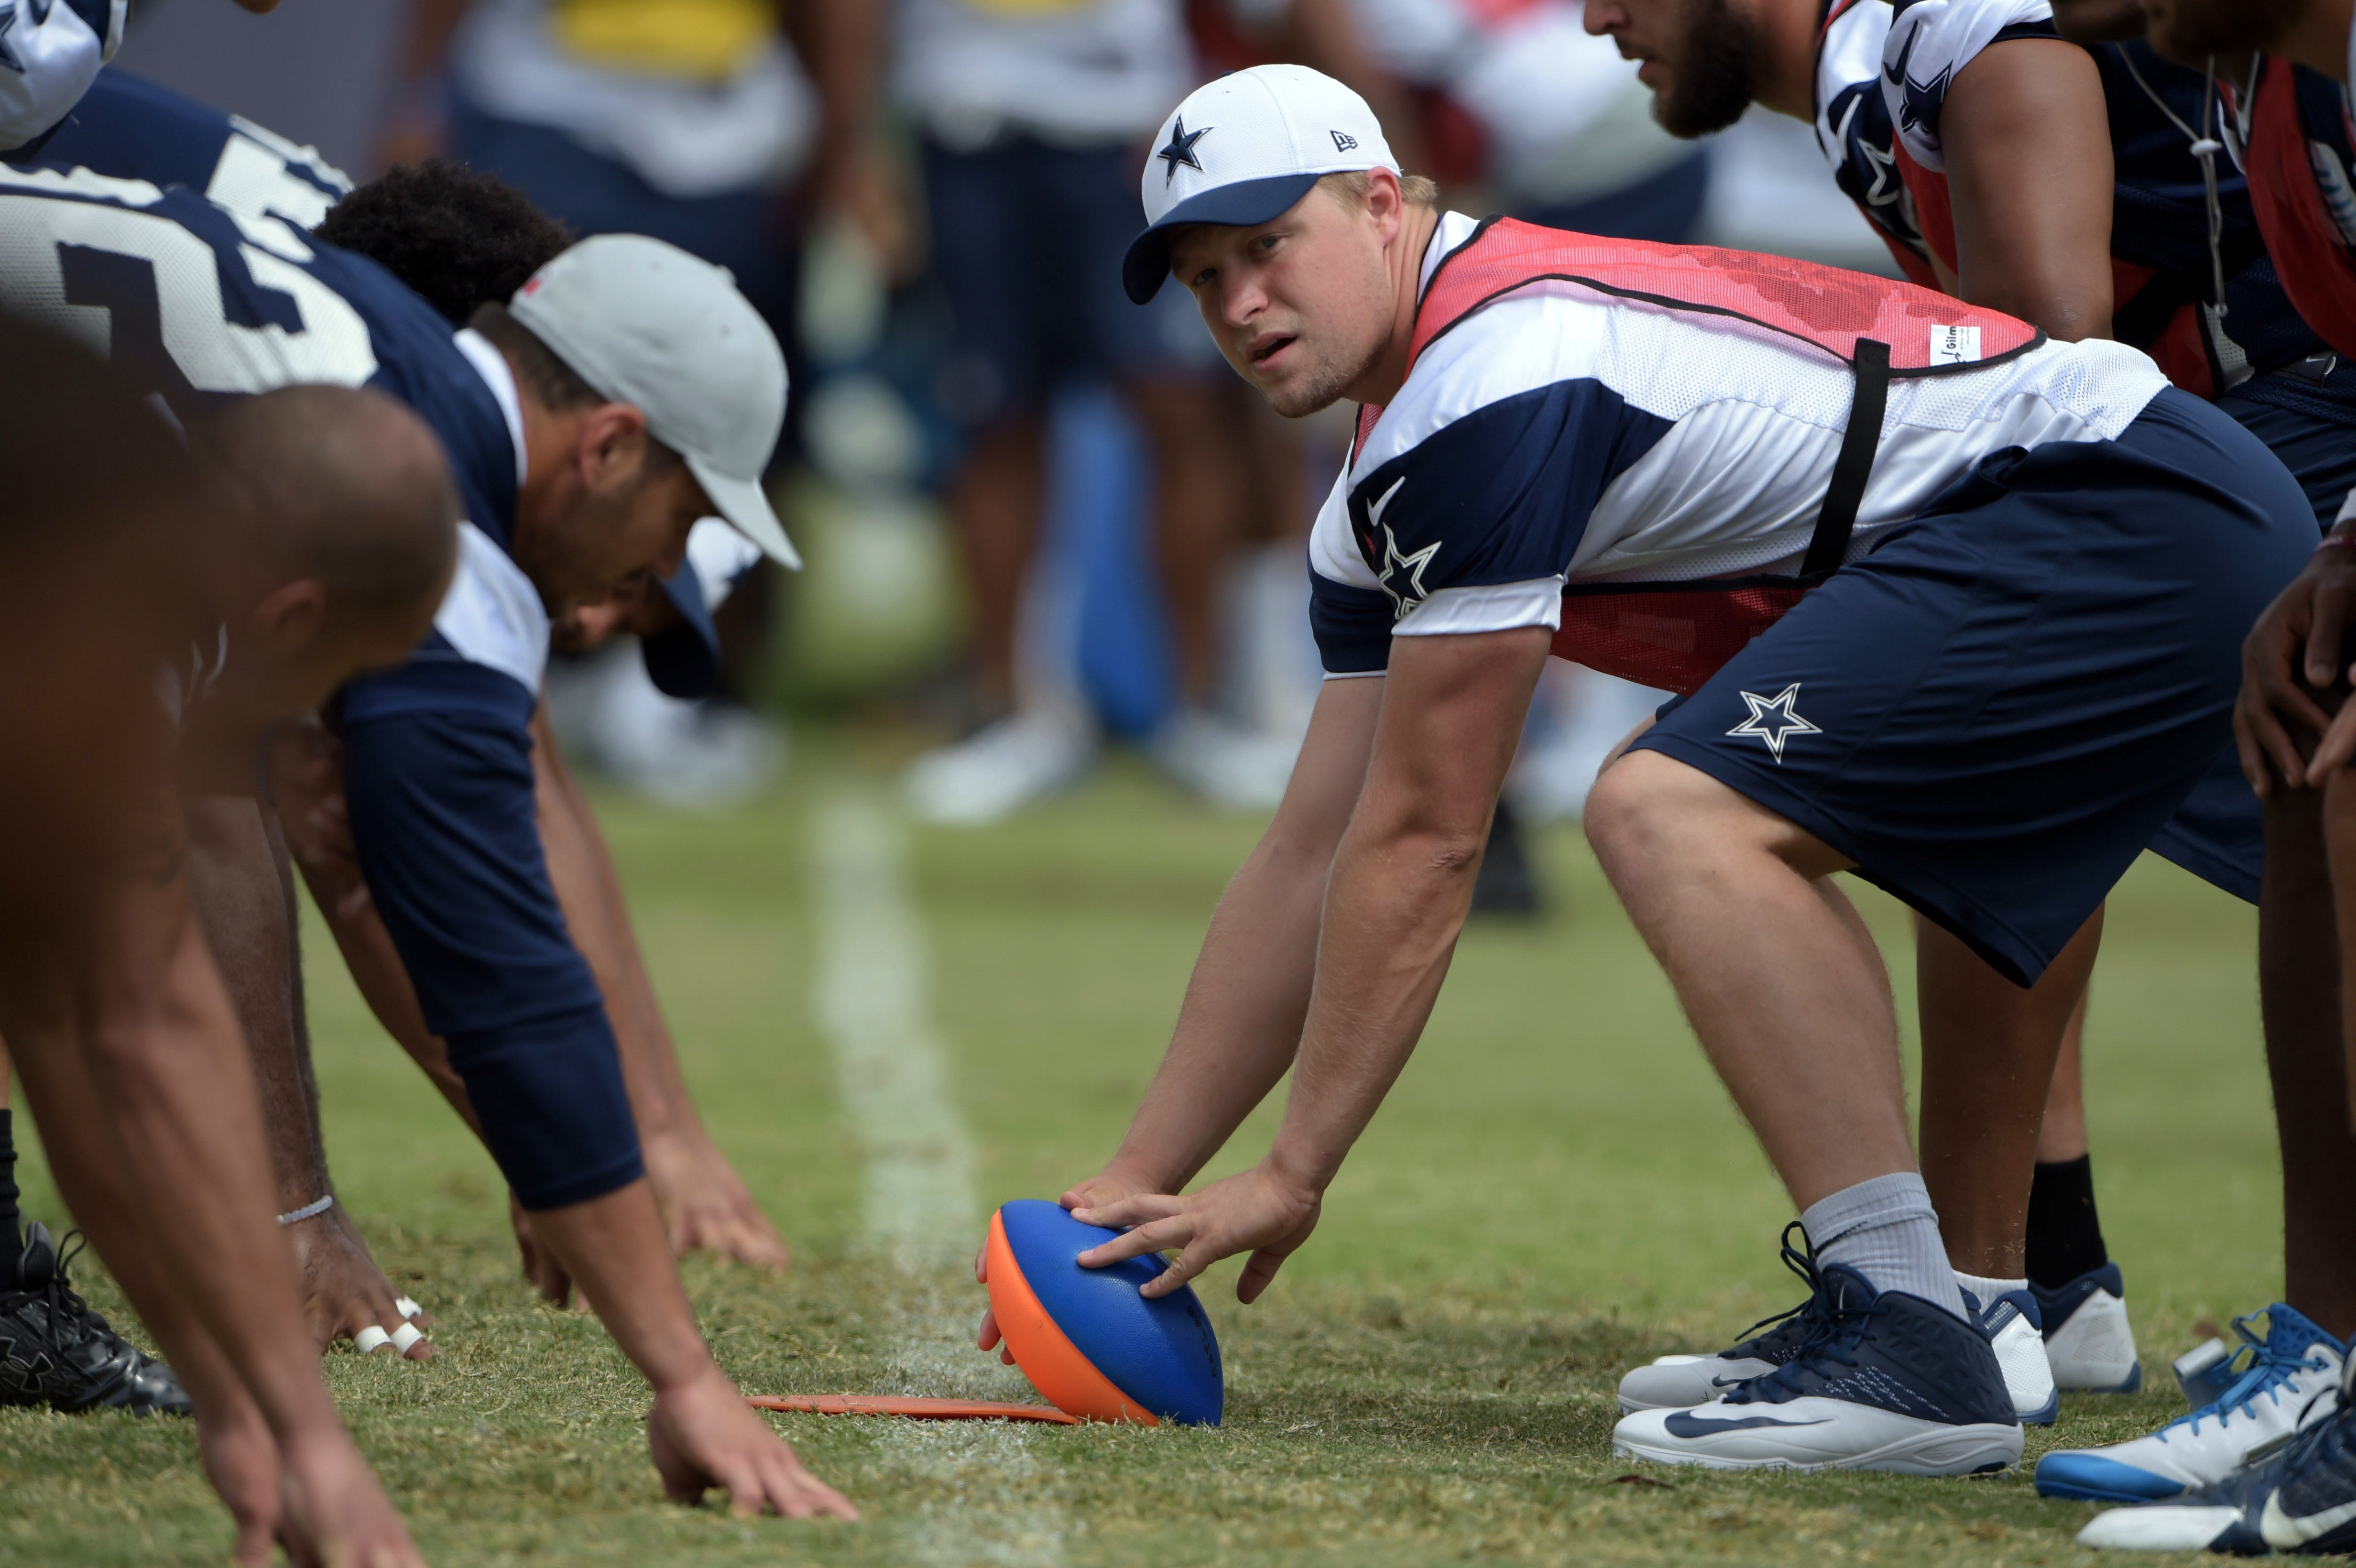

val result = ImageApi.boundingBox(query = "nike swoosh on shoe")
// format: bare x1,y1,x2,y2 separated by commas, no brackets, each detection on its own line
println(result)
2262,1486,2356,1546
1663,1410,1833,1437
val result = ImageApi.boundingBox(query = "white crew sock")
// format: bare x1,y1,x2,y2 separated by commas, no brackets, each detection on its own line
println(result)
1801,1173,1970,1321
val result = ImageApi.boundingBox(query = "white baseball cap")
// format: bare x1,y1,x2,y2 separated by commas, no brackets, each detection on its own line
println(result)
508,233,800,568
1123,65,1399,305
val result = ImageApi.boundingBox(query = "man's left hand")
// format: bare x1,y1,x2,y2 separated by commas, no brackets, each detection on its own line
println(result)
1072,1162,1322,1303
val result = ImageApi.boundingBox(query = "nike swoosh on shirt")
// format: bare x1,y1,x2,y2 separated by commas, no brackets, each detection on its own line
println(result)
2262,1485,2356,1546
1663,1410,1833,1438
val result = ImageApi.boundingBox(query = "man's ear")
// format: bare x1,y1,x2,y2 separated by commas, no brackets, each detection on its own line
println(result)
1363,168,1406,240
576,403,653,491
250,578,329,648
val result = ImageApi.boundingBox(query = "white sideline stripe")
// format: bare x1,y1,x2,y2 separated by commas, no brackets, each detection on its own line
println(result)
809,795,1066,1567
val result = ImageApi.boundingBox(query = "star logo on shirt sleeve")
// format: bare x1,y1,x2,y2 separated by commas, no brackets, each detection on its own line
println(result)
1726,684,1822,762
1364,476,1440,615
1156,118,1211,186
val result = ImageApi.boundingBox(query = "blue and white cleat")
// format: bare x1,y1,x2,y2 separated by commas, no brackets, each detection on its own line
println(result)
2037,1305,2344,1503
2034,1262,2143,1394
1613,1262,2022,1476
2074,1371,2356,1554
1971,1285,2060,1426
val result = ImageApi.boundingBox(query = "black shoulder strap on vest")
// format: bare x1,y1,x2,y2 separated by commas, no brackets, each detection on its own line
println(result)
1803,337,1891,577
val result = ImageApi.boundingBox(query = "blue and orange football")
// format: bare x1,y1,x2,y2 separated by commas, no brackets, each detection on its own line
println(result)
984,1199,1222,1426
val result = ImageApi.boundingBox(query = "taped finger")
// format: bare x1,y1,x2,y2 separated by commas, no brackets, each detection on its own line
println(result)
353,1325,392,1354
394,1296,422,1321
389,1322,425,1355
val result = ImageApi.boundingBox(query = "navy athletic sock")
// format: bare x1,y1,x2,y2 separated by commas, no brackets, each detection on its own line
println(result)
2025,1154,2108,1290
0,1108,18,1289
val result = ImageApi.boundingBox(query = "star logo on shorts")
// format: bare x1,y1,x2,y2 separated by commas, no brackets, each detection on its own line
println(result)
1156,117,1211,186
1727,684,1820,762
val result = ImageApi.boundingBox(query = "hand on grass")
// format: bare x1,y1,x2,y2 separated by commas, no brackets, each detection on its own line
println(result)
293,1206,432,1360
2236,541,2356,793
509,1193,575,1309
1072,1162,1321,1304
276,1429,425,1568
643,1129,790,1273
196,1401,282,1568
648,1366,860,1521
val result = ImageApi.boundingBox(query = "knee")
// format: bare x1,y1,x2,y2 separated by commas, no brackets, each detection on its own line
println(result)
1584,749,1700,883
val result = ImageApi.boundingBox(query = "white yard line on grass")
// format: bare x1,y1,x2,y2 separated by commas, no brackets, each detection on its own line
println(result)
810,793,1069,1567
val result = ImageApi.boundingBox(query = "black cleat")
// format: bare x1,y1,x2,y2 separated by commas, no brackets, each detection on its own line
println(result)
0,1223,191,1416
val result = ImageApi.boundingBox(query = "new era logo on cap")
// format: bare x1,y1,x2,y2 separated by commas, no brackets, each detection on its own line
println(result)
1123,65,1399,304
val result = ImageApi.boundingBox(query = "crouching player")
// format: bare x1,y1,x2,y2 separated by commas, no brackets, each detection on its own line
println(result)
990,64,2314,1476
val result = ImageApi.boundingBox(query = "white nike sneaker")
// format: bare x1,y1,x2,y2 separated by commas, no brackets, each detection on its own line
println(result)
2033,1262,2144,1393
1614,1263,2022,1477
2073,1374,2356,1554
1618,1224,1824,1414
1971,1286,2060,1426
2037,1304,2345,1503
904,704,1097,825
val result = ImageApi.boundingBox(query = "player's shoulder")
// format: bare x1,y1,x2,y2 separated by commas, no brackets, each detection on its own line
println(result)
1882,0,2059,170
0,0,124,154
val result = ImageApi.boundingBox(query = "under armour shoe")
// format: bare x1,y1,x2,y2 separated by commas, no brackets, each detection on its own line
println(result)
0,1223,189,1416
1612,1261,2022,1476
2036,1304,2343,1503
2073,1378,2356,1554
1969,1285,2060,1426
2033,1262,2144,1393
1617,1224,1827,1414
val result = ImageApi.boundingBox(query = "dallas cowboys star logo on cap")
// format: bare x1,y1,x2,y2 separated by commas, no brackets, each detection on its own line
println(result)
1726,684,1821,762
1156,117,1211,186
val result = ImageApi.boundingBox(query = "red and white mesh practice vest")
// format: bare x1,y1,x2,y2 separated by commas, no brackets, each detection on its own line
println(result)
1353,217,2046,695
2238,59,2356,360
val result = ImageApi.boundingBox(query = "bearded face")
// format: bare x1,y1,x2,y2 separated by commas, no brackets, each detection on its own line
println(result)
1654,0,1763,139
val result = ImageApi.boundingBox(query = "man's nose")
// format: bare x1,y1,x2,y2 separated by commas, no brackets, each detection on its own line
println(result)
1581,0,1623,36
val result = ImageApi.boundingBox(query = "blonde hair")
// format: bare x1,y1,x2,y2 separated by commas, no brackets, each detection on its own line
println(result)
1318,169,1441,209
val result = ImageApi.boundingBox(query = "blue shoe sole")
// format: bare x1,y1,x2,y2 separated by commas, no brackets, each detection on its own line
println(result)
2034,1452,2186,1503
2021,1391,2061,1426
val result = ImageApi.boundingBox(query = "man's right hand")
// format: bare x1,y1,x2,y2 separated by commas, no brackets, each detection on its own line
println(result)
974,1163,1167,1362
509,1192,576,1308
2237,537,2356,794
276,1429,427,1568
647,1366,859,1520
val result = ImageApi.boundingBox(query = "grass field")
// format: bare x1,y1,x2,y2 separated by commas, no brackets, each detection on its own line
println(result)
0,729,2291,1567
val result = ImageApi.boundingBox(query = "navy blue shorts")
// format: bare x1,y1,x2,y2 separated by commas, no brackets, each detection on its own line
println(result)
2143,375,2356,900
1630,389,2315,985
922,136,1222,425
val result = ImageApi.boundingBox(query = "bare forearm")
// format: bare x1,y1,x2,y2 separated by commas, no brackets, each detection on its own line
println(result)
526,1180,717,1392
185,796,329,1210
82,909,342,1441
1270,818,1479,1188
1111,838,1333,1189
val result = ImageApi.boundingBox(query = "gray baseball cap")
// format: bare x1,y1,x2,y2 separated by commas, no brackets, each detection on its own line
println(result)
508,233,799,568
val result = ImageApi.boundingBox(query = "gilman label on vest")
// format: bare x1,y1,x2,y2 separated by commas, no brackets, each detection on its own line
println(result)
1930,325,1984,365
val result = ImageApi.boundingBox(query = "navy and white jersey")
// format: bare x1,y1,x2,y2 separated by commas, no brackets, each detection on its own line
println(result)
1307,212,2168,676
1814,1,1936,285
20,66,351,222
0,0,120,153
0,165,638,1209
